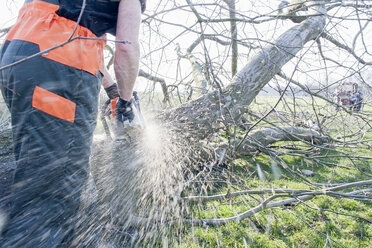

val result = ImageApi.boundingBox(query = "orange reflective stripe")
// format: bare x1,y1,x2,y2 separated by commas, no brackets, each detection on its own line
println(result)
110,97,119,118
6,0,105,75
32,86,76,123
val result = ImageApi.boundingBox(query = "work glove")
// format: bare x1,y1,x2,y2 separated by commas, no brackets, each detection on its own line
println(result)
116,98,135,123
104,83,120,99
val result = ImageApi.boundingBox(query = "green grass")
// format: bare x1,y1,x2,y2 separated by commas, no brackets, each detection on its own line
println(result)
91,93,372,247
173,96,372,248
178,190,372,247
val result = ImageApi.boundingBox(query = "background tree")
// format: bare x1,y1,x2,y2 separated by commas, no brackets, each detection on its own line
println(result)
103,1,372,246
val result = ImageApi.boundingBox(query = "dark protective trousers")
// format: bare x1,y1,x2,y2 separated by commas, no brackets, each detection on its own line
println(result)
0,1,104,247
0,40,101,247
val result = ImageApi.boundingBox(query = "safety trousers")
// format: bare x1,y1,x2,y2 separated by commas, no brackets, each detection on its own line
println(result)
0,38,101,247
0,0,105,246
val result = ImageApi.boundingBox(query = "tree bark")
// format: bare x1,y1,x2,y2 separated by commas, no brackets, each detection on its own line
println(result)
236,126,329,156
163,5,326,141
224,0,238,76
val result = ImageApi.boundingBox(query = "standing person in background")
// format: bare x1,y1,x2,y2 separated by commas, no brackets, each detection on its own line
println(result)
0,0,145,246
353,90,363,112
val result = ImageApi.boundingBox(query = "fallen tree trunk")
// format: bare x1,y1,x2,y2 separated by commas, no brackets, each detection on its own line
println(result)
236,126,330,156
162,4,326,141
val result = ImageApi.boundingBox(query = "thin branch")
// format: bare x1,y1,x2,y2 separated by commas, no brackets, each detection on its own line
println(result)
183,179,372,226
321,32,372,65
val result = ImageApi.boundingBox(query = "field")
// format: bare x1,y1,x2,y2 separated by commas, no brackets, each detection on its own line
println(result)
92,94,372,247
173,95,372,248
1,93,371,247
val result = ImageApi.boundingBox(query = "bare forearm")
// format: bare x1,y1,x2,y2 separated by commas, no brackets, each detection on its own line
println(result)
115,0,142,101
102,67,115,88
114,43,140,101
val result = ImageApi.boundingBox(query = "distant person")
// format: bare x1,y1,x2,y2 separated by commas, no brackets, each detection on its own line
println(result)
339,91,349,106
0,0,145,246
350,91,357,111
354,91,363,112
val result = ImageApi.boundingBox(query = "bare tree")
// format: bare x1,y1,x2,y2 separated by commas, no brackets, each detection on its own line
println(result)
132,0,372,238
1,0,371,246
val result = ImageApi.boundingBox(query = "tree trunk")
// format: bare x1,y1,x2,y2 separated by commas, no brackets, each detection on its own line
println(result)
224,0,238,77
163,5,326,141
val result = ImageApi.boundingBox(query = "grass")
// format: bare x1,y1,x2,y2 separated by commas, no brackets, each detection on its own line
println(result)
177,167,372,247
172,96,372,248
90,93,371,247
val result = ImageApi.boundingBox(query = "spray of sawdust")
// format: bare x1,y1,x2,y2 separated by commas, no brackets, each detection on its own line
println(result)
112,120,188,244
76,117,195,247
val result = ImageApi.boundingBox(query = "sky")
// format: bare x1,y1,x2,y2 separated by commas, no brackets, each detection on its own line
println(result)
0,0,261,40
0,0,22,30
1,0,371,92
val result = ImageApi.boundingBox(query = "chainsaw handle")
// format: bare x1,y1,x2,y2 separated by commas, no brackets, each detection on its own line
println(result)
101,98,111,114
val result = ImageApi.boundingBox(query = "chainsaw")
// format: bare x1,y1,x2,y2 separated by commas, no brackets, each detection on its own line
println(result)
100,91,146,141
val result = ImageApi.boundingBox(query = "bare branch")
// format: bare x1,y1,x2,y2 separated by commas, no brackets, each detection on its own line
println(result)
184,179,372,226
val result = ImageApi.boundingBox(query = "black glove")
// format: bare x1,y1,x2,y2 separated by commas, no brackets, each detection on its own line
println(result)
104,83,120,99
116,98,134,123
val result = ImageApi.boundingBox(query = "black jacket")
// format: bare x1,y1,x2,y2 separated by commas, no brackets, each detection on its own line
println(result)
25,0,147,36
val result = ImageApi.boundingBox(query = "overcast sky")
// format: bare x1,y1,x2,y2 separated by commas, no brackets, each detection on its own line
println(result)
1,0,371,90
0,0,22,29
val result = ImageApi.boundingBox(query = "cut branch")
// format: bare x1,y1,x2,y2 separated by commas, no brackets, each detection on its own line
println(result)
184,179,372,226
